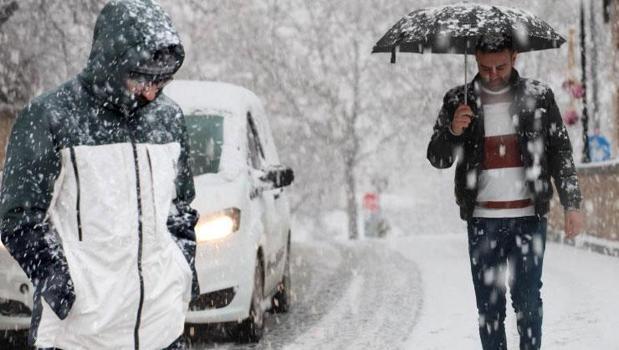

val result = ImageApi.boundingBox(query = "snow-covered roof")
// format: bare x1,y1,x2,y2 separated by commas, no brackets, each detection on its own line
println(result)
164,80,269,180
164,80,262,117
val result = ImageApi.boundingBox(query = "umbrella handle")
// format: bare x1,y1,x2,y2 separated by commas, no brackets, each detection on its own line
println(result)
464,40,469,106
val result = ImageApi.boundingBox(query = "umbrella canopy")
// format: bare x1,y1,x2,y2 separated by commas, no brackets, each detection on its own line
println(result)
373,3,566,60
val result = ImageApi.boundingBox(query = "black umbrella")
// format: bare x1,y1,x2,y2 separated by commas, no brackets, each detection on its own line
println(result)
372,3,566,104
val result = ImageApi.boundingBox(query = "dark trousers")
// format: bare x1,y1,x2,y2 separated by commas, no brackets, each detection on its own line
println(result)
467,216,547,350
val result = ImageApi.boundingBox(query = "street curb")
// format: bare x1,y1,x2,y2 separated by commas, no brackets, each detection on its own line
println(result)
548,231,619,258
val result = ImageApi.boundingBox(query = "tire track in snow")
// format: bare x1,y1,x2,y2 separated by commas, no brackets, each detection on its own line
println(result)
282,240,422,350
190,240,422,349
190,241,354,349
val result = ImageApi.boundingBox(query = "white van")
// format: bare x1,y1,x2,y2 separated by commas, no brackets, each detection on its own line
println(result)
0,167,32,341
165,80,294,342
0,242,31,332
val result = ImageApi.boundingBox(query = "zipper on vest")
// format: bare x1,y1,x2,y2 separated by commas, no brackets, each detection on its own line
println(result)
69,147,83,242
131,142,145,350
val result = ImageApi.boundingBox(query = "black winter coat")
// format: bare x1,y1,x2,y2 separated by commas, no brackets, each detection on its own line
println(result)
427,70,582,220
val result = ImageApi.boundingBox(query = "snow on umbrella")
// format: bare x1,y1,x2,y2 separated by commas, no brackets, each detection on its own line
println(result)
372,3,566,103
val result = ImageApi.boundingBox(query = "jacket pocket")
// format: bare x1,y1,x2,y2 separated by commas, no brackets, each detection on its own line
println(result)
169,241,193,302
144,143,180,240
69,147,83,242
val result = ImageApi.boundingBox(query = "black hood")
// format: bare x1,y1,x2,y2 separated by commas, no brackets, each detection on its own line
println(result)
79,0,184,115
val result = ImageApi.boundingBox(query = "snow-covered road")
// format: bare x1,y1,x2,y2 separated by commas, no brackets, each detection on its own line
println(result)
389,234,619,350
189,233,619,349
2,233,617,349
189,240,422,349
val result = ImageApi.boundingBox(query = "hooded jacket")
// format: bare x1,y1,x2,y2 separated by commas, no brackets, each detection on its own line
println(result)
427,70,582,220
0,1,198,348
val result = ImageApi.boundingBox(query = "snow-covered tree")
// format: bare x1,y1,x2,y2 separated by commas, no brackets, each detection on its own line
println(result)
0,0,105,167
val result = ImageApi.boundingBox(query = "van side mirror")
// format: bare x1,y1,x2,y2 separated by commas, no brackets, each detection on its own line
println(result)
250,165,295,199
262,165,294,188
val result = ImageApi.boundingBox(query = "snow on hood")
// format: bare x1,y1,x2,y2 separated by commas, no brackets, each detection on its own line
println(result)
79,0,185,114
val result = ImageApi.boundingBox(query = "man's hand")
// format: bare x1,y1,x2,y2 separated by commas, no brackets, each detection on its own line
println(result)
451,104,474,136
565,209,584,239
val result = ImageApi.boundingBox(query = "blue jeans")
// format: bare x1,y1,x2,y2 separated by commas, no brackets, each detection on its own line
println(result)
467,216,547,350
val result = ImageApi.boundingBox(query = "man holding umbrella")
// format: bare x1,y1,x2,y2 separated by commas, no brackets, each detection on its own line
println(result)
374,4,584,349
426,33,583,349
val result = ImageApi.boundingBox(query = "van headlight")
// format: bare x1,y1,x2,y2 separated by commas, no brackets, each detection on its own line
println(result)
195,208,241,243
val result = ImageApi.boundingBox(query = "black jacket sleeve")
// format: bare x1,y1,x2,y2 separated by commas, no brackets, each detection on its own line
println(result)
167,109,200,300
545,89,582,210
427,91,466,169
0,102,75,320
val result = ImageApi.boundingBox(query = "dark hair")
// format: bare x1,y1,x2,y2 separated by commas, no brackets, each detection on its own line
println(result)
475,33,514,53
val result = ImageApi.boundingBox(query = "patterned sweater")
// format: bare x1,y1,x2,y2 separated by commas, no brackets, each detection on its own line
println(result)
474,85,534,218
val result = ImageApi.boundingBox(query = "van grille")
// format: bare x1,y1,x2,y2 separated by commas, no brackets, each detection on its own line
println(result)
0,298,31,317
189,287,235,311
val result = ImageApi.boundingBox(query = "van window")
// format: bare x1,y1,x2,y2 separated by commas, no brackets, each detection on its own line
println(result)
185,114,224,175
247,112,265,169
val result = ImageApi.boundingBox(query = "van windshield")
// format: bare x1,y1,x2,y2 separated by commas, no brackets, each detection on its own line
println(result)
185,114,224,175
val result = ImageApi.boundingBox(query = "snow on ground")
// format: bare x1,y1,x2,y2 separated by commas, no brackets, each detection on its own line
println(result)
542,244,619,349
5,210,615,350
281,240,421,350
387,233,619,350
188,238,421,350
388,234,479,350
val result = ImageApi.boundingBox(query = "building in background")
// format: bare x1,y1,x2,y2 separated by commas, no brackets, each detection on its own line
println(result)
609,0,619,153
547,0,619,253
0,1,18,169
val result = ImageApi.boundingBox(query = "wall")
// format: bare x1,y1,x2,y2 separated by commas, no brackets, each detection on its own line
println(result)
549,161,619,241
